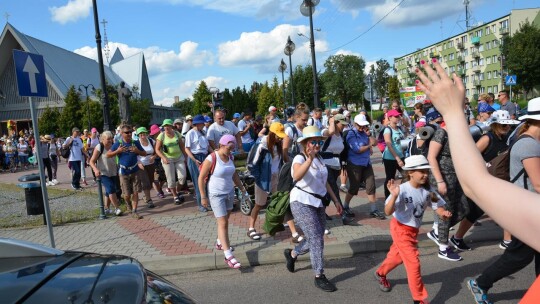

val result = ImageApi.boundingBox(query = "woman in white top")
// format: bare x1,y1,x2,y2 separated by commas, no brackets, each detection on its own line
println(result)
198,134,248,269
185,115,213,213
283,126,343,292
136,127,157,209
17,137,29,170
89,131,122,216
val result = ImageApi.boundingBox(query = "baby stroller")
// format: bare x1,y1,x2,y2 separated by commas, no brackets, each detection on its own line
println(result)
235,170,255,215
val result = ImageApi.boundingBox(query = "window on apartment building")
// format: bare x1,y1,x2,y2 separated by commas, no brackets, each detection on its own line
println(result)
466,89,470,96
485,27,490,35
449,41,454,47
449,53,454,60
472,61,477,67
464,76,469,83
501,19,508,29
464,35,468,42
473,88,477,95
479,45,484,51
487,57,491,64
494,85,498,92
488,87,492,93
450,66,455,72
476,30,482,37
444,55,448,61
493,39,498,47
479,73,484,80
492,24,496,33
464,49,468,56
492,55,497,63
479,58,484,66
487,72,491,79
465,62,470,69
493,71,499,78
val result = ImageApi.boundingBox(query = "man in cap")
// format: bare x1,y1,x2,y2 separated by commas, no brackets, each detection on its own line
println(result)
232,113,241,126
63,127,88,190
181,115,193,137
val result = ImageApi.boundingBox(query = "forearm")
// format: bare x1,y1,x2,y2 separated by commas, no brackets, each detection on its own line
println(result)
292,159,312,181
384,198,396,215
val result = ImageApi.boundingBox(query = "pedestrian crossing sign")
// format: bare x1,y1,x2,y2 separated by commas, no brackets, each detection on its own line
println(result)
505,75,517,86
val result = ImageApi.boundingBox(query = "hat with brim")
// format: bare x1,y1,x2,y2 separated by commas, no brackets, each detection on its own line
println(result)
204,116,213,123
297,126,327,143
136,127,149,135
490,110,520,125
150,124,161,136
387,109,402,118
42,134,52,142
333,114,347,124
354,114,370,126
402,155,432,171
269,122,287,138
519,97,540,121
173,118,183,125
192,114,206,125
161,119,174,127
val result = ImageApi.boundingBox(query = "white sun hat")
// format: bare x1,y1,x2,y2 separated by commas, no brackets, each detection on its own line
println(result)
402,155,431,171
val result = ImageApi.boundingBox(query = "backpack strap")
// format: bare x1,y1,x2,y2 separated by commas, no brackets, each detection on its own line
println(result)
508,134,534,186
321,131,332,152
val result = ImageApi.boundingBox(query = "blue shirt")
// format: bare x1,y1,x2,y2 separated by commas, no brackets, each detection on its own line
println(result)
346,129,371,166
111,139,143,175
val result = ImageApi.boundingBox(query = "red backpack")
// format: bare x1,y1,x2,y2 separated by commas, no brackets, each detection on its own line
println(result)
199,152,234,183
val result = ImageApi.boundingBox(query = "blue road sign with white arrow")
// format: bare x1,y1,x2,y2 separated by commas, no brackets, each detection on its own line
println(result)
13,50,48,98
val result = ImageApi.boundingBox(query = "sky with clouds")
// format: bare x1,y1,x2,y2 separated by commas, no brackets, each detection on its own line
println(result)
2,0,533,106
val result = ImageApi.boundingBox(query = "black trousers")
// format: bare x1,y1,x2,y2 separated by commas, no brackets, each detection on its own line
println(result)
326,166,342,204
383,158,403,198
42,157,52,182
477,236,540,291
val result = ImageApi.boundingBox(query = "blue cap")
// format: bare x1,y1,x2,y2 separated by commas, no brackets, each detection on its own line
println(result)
426,110,442,122
192,114,205,125
478,102,496,113
204,115,213,123
233,113,241,119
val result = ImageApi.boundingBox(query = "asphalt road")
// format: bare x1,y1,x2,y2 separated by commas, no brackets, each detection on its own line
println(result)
167,242,535,304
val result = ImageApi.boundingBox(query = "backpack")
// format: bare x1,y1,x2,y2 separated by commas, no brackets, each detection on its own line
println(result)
60,138,73,159
246,138,263,173
285,123,300,157
277,153,306,192
158,131,180,154
339,129,358,164
406,125,437,157
377,126,393,153
486,135,532,183
199,152,233,184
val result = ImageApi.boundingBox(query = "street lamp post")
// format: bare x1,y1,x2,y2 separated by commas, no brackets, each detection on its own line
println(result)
300,0,320,108
92,0,111,132
278,59,287,114
78,84,95,131
284,36,296,106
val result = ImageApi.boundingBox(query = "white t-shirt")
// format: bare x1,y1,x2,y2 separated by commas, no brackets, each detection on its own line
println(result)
290,154,328,208
207,153,236,195
65,137,84,162
321,131,344,169
237,119,254,144
17,143,29,156
285,124,303,155
386,182,446,228
206,121,239,145
138,139,155,166
185,128,209,155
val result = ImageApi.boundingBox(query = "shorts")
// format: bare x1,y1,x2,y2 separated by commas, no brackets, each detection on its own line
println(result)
119,171,142,196
154,161,166,183
254,173,278,206
346,163,376,195
137,164,154,190
100,175,117,196
209,191,235,218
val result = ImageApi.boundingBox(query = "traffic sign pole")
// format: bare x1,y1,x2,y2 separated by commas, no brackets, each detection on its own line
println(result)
28,96,55,248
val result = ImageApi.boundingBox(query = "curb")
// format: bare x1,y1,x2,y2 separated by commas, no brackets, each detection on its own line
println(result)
141,231,502,275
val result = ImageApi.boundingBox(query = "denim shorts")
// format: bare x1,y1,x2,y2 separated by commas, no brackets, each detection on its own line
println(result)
100,175,117,196
209,191,235,218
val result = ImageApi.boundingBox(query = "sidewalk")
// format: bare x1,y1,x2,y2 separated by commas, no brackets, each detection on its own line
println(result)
0,153,503,275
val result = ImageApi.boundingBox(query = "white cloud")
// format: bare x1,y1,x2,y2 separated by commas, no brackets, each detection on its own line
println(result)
74,41,213,75
153,76,228,106
49,0,92,24
218,24,329,73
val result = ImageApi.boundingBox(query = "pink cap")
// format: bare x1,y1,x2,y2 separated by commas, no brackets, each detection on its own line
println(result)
219,134,236,146
91,127,98,133
415,121,426,128
387,109,401,117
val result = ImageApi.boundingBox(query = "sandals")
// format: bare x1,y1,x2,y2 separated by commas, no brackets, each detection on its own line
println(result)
225,255,241,269
292,234,304,243
247,229,261,240
215,243,235,252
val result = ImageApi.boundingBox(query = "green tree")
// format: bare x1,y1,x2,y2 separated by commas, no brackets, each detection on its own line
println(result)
130,98,152,127
388,76,400,101
256,82,275,115
372,59,391,103
293,65,315,108
38,106,61,136
59,86,83,136
501,21,540,97
321,54,365,109
192,81,211,114
172,97,194,117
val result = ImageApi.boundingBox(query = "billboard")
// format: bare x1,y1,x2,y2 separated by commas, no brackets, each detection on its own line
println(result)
399,86,426,107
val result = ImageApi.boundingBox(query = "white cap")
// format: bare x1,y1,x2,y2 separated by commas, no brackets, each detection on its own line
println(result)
354,114,370,126
268,106,277,112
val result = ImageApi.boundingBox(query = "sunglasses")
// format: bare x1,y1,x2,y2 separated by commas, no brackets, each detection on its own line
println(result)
123,131,132,134
309,140,325,146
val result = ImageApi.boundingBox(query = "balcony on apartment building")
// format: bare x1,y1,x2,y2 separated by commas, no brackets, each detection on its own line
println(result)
472,49,481,58
429,51,440,59
457,41,464,49
471,36,481,45
472,65,482,73
457,54,465,62
457,68,466,76
473,79,481,87
500,27,509,35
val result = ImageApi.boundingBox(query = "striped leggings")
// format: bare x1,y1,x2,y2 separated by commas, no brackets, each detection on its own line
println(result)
290,201,326,276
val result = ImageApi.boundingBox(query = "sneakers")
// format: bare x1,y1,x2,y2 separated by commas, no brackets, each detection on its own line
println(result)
324,229,330,235
284,249,297,273
292,234,304,243
46,181,54,186
158,192,166,199
343,207,355,218
314,274,337,292
174,197,183,205
427,230,440,246
450,236,472,251
339,184,348,193
342,216,360,226
374,271,391,292
52,179,59,185
146,200,155,209
466,278,492,304
370,209,386,220
115,208,123,216
499,240,510,249
438,246,463,261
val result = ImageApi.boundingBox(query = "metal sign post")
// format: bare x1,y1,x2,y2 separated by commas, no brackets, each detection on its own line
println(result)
13,50,55,248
